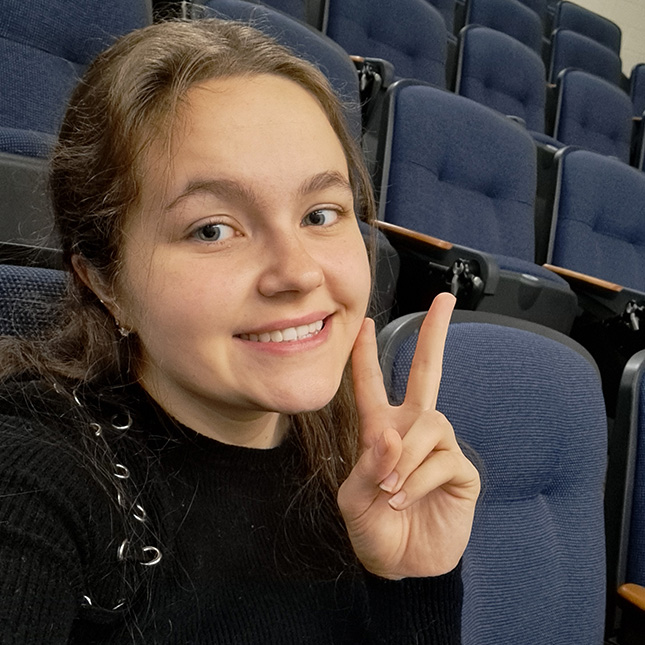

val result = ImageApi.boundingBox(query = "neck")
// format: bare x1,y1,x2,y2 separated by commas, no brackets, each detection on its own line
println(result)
139,379,288,449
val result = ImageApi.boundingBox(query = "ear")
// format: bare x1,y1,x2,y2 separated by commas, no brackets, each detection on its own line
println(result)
71,254,118,318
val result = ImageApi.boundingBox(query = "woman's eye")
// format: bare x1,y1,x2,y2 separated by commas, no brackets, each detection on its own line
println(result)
193,222,235,242
302,208,339,227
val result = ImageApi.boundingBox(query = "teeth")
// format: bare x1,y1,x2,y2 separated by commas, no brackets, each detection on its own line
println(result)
239,319,325,343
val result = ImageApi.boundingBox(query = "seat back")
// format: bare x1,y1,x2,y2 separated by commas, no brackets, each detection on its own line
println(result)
378,81,537,262
549,28,622,85
0,0,152,157
554,69,633,163
466,0,543,53
553,0,621,54
200,0,362,140
378,310,607,645
547,149,645,292
455,25,546,132
0,264,66,337
324,0,448,87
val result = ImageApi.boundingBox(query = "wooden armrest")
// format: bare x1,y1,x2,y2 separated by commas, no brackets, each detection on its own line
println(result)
619,583,645,612
373,221,453,251
350,55,365,63
543,264,623,293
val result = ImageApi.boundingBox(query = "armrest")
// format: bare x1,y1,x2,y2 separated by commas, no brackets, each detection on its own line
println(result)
373,220,453,252
543,263,623,294
619,583,645,612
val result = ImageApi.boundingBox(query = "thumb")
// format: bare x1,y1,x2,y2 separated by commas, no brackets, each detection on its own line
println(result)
338,428,402,519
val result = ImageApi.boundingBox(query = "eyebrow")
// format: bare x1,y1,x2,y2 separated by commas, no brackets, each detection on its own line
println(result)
164,171,353,212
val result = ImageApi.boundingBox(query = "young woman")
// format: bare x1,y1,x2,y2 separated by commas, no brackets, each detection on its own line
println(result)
0,19,479,644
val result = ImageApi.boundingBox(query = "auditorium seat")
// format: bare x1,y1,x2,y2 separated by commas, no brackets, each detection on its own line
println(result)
465,0,543,54
552,0,621,55
371,80,577,333
378,309,607,645
324,0,448,88
548,28,622,85
552,69,634,163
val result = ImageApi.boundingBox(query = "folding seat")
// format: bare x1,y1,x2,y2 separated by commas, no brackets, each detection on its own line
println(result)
604,349,645,643
0,0,153,158
372,79,577,333
548,28,622,85
378,309,607,645
552,69,634,163
323,0,448,88
196,0,363,140
552,0,621,55
455,25,548,135
544,148,645,411
465,0,543,54
0,0,153,246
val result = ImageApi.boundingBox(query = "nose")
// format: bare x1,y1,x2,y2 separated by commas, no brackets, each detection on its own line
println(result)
257,230,324,298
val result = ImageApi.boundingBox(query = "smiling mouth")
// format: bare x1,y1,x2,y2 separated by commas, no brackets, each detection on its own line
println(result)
237,319,325,343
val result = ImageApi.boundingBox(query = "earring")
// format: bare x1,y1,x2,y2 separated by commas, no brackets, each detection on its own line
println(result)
115,319,131,338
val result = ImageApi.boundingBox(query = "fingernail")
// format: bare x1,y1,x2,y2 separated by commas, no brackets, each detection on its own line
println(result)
388,490,407,510
379,471,398,493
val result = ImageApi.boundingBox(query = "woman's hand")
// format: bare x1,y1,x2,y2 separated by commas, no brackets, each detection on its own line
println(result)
337,293,480,580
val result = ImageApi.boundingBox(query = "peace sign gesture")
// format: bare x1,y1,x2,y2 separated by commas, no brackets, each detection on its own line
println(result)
338,293,480,580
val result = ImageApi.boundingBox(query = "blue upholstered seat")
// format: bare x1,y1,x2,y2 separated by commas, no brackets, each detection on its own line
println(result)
380,82,538,263
516,0,548,26
199,0,362,140
630,63,645,117
466,0,543,53
0,0,152,158
553,69,634,163
455,25,547,133
552,0,621,55
547,149,645,293
378,310,607,645
0,264,66,337
373,80,577,332
548,28,622,85
324,0,448,88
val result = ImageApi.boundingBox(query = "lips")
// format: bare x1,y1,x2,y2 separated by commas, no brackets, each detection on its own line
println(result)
238,319,324,343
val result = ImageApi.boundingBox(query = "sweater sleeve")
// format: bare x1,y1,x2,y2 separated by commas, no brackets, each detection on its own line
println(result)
0,414,91,644
363,563,463,644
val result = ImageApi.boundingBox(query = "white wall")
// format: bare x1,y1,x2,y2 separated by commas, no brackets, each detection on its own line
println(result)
570,0,645,75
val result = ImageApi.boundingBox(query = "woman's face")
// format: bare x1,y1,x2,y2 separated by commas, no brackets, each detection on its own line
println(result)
113,74,371,443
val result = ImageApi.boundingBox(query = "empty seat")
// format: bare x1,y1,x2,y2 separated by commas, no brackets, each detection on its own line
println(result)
545,148,645,411
630,63,645,117
548,28,622,85
378,310,607,645
0,0,153,158
516,0,548,26
553,69,633,163
466,0,543,53
372,80,577,332
455,25,547,133
324,0,448,87
553,0,621,55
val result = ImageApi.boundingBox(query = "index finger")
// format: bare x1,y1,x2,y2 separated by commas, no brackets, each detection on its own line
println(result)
404,292,456,410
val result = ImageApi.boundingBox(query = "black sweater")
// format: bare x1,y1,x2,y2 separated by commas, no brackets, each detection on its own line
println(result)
0,381,462,644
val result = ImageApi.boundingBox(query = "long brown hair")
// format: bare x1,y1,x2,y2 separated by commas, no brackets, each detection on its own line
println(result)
1,19,377,503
